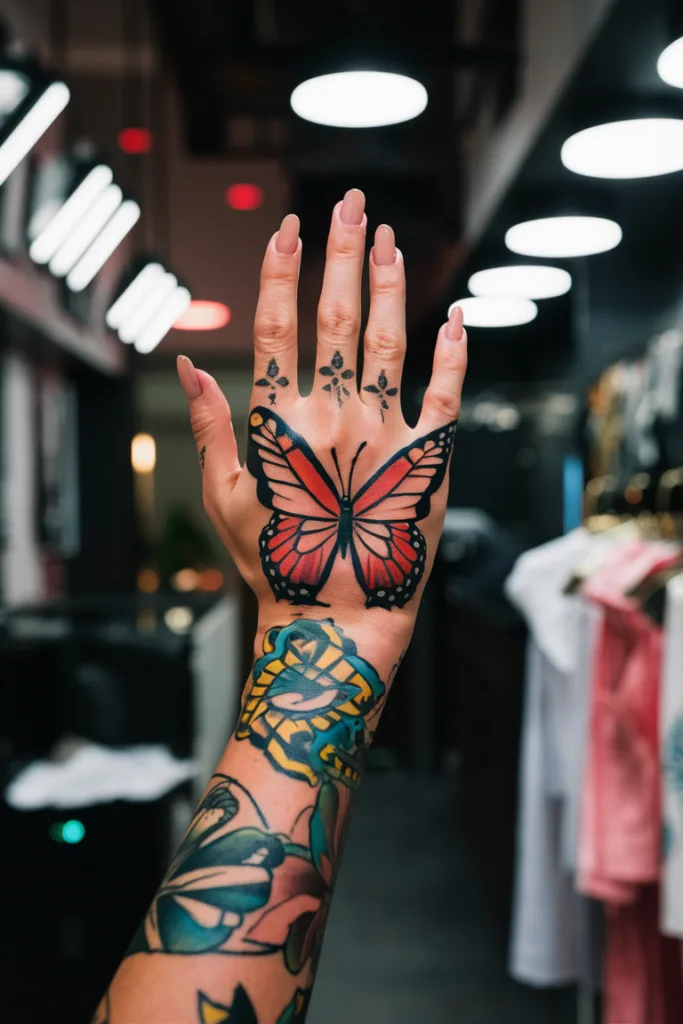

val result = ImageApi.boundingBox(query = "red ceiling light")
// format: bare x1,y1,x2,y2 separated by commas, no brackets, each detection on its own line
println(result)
118,127,153,155
225,182,263,211
173,300,231,331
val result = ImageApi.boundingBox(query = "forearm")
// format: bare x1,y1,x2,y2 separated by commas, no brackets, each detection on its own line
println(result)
96,614,407,1024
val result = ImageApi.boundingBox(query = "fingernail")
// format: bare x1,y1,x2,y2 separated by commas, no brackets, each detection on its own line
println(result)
373,224,396,266
445,306,464,342
275,213,299,255
340,188,365,226
177,354,202,400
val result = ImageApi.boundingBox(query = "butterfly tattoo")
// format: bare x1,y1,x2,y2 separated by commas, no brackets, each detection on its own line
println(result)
247,408,457,610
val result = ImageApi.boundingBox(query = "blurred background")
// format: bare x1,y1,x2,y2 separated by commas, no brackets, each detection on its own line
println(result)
2,0,683,1021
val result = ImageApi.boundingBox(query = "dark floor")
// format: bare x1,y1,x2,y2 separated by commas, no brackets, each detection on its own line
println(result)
310,773,575,1024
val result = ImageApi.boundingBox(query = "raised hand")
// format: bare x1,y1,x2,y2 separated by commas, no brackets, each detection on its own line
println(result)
177,189,467,645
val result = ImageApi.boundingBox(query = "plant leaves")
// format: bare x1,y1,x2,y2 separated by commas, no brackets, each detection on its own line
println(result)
342,386,350,396
267,358,279,379
322,383,332,392
319,366,334,376
331,351,344,370
386,387,398,396
255,378,269,387
276,377,289,387
341,369,354,380
363,385,379,394
378,372,388,390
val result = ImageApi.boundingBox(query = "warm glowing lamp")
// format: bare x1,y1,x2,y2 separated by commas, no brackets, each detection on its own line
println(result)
173,300,231,331
131,433,156,474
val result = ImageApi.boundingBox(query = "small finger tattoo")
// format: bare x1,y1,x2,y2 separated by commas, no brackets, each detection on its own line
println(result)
255,357,289,406
319,350,354,407
363,370,398,422
199,445,206,471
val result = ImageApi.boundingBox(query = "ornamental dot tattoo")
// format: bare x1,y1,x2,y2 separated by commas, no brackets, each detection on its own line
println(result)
362,369,398,422
318,350,354,407
254,357,290,406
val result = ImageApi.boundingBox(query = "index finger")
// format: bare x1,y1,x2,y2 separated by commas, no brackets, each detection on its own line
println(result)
252,213,301,408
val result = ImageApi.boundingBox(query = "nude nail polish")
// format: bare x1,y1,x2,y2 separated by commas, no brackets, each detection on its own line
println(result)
445,307,464,342
374,224,396,266
177,354,202,400
276,213,299,255
340,189,365,225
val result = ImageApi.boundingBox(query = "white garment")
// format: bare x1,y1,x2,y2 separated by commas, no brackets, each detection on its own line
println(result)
506,530,602,986
661,574,683,938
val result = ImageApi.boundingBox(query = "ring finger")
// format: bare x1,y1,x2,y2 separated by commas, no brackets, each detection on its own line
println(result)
360,224,406,425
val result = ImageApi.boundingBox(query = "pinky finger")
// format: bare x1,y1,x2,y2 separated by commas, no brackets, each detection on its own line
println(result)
417,306,468,433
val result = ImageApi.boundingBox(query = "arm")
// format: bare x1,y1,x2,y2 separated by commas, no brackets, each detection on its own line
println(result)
95,191,467,1024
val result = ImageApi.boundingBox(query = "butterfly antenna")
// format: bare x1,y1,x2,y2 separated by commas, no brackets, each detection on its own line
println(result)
330,447,345,495
348,442,368,496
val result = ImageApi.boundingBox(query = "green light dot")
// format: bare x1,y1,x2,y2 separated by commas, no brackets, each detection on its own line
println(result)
61,819,86,844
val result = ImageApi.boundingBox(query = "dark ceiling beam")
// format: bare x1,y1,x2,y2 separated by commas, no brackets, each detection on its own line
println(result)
204,41,518,73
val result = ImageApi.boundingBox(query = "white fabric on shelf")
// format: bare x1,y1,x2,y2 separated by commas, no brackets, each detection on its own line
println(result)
5,742,198,810
661,574,683,938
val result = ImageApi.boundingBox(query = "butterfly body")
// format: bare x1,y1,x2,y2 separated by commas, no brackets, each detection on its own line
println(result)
337,494,354,558
248,408,457,610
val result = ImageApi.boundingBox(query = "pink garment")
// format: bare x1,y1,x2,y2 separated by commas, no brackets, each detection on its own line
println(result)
579,539,683,1024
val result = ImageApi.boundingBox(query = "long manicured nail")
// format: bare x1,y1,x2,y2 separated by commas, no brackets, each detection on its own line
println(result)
373,224,396,266
445,306,464,342
275,213,300,255
177,354,202,400
340,188,365,225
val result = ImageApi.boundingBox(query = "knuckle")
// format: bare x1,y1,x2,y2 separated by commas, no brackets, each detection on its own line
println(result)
254,308,294,350
365,325,405,361
190,409,215,447
425,386,461,421
318,301,359,342
329,237,362,263
372,274,403,298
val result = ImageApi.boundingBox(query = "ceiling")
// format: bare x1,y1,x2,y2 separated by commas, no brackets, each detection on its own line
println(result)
150,0,522,365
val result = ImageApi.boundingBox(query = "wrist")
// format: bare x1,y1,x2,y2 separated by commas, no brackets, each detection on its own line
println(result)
254,603,414,676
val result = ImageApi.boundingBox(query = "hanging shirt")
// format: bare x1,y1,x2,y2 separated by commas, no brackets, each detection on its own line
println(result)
506,529,605,987
579,539,683,1024
662,574,683,939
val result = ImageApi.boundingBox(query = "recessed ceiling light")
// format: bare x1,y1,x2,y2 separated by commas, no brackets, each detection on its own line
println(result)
290,70,427,128
448,296,538,328
174,300,231,331
468,265,572,300
505,216,622,258
561,118,683,178
658,37,683,89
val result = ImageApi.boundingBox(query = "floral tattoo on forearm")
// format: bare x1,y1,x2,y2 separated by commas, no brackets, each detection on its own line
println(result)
119,618,386,1023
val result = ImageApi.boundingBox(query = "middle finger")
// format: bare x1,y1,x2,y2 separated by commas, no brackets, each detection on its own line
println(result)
315,189,367,408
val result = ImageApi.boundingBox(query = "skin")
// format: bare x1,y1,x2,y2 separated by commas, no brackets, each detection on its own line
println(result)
98,190,467,1023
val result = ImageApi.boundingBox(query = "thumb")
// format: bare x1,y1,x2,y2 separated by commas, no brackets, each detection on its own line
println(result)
177,355,240,498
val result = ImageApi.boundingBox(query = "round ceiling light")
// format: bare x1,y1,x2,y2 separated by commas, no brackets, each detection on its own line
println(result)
561,118,683,178
505,216,622,258
290,70,427,128
174,300,231,331
658,37,683,89
448,296,538,328
468,265,572,300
